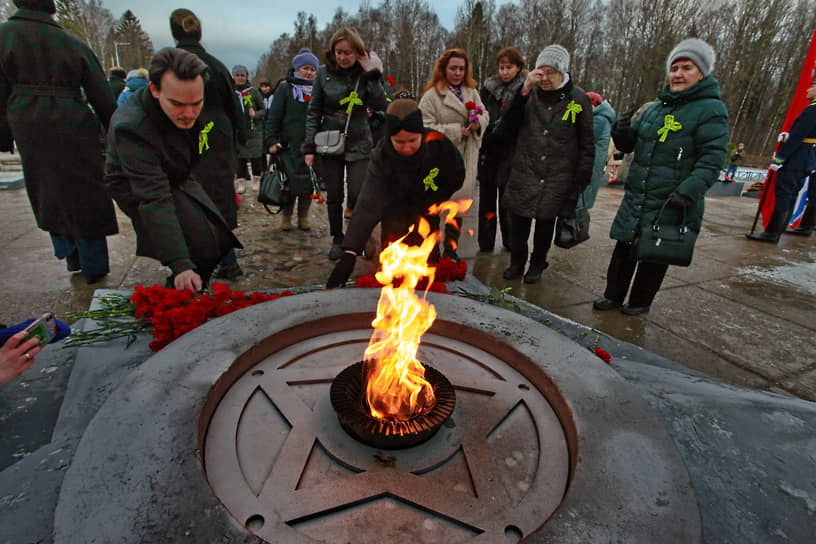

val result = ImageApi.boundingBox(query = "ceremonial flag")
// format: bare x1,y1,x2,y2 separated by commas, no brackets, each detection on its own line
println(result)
757,25,816,228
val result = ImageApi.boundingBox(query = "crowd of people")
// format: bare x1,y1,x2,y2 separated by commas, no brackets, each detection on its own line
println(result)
4,0,815,384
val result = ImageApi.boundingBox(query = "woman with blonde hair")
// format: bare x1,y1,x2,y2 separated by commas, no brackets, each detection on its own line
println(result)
302,27,387,260
419,48,488,261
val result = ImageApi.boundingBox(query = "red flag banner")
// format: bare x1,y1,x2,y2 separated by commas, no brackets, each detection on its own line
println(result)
757,25,816,228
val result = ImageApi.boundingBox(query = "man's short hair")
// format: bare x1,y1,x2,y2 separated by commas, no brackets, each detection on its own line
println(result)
148,47,209,90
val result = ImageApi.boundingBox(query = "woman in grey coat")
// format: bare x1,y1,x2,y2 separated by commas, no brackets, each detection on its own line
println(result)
500,45,594,284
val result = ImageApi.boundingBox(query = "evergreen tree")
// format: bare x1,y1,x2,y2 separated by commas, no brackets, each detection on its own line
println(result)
109,10,153,71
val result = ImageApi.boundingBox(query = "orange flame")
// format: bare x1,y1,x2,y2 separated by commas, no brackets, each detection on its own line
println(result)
364,199,471,421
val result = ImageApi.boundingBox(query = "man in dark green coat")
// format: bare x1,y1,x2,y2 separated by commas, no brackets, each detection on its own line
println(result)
171,9,246,280
105,48,241,292
0,0,119,284
594,38,728,315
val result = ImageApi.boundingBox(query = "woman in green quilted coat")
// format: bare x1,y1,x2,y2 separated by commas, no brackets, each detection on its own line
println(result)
593,38,728,315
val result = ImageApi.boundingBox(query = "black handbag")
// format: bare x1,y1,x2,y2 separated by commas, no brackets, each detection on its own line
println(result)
554,195,590,249
257,161,292,214
635,198,698,267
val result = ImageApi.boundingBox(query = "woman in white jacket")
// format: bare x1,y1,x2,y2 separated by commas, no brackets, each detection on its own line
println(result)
419,48,488,261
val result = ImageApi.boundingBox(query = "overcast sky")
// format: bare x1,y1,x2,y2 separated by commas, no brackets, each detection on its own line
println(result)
101,1,467,72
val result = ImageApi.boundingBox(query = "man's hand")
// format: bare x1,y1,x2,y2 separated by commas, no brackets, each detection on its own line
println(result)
174,269,202,292
269,143,282,154
327,252,356,288
248,107,256,119
769,155,784,172
304,153,314,167
777,132,790,143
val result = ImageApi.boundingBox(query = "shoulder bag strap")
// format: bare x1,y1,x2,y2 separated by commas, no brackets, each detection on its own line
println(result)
342,78,361,136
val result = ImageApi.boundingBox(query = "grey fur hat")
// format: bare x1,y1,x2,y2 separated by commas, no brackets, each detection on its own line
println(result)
232,65,249,77
534,44,570,74
666,38,716,76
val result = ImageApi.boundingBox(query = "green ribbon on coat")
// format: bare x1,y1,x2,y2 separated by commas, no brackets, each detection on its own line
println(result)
423,168,439,191
339,90,363,115
561,100,582,123
198,121,214,155
657,114,682,142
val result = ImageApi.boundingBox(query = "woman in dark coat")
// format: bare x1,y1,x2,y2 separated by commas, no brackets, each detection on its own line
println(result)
0,0,118,284
171,8,246,280
500,44,594,284
593,38,728,315
302,27,387,260
326,92,465,288
233,65,266,194
264,49,318,231
478,46,526,252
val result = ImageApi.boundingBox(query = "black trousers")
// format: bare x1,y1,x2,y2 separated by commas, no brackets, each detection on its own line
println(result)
509,213,556,268
478,175,511,250
774,167,812,212
317,156,369,240
603,241,669,307
236,157,264,179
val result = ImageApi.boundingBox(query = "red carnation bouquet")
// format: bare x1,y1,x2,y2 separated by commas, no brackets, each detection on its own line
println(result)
464,100,484,123
66,283,293,352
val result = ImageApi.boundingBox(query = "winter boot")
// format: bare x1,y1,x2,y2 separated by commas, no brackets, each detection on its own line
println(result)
281,213,293,231
235,178,247,195
523,261,549,284
503,253,527,280
297,198,311,231
786,203,815,236
443,217,462,262
65,250,81,273
746,209,791,243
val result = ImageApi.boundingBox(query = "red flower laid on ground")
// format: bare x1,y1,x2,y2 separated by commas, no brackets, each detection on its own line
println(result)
130,283,293,352
594,347,611,364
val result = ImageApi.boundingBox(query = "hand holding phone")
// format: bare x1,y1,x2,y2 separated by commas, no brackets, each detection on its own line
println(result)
22,312,57,347
1,330,41,386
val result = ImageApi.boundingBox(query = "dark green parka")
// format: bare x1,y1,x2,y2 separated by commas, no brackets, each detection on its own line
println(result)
0,8,118,240
302,62,387,162
236,83,265,159
263,70,312,198
105,87,241,275
177,40,244,228
610,76,728,242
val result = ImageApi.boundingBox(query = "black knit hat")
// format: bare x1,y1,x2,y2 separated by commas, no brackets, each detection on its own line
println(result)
13,0,56,14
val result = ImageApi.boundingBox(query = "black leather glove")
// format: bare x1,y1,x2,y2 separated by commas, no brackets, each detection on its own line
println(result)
327,252,356,288
616,110,633,131
668,192,693,208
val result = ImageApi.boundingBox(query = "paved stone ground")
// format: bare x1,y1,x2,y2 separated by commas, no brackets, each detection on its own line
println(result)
1,166,815,403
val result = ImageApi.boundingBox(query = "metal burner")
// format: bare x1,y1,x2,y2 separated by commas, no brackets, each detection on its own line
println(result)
330,361,456,449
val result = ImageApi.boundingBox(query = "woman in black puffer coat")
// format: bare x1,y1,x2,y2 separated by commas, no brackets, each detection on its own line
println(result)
302,27,387,260
500,44,594,284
